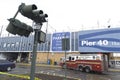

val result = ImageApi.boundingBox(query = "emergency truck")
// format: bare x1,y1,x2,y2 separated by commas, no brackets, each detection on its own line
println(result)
59,53,108,73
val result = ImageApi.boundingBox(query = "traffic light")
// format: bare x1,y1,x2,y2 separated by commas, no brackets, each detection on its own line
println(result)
37,13,48,23
6,18,33,37
19,3,37,20
19,3,48,24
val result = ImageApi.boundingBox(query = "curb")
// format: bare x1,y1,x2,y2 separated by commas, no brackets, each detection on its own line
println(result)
108,68,120,72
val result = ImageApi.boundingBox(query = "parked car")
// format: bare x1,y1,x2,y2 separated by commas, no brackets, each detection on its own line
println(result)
0,59,16,71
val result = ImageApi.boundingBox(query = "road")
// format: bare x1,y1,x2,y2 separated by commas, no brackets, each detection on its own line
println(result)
9,64,120,80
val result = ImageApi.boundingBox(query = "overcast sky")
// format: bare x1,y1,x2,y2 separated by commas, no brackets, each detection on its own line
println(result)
1,0,120,35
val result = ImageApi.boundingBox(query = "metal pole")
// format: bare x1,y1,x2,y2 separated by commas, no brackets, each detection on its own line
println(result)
47,41,50,64
13,3,24,19
30,23,42,80
46,20,49,63
13,10,19,19
64,34,67,80
0,26,3,37
30,29,38,80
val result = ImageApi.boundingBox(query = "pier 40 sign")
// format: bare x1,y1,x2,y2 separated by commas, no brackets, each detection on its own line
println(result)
81,40,108,46
78,28,120,52
52,32,70,51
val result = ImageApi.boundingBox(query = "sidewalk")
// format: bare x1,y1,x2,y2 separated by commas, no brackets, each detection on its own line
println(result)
108,68,120,72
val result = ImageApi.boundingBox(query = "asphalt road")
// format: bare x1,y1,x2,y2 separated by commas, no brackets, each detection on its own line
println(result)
8,63,120,80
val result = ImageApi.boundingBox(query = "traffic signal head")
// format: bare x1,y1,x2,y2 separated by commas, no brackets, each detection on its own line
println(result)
38,13,48,23
19,3,37,20
19,3,48,24
6,18,33,37
33,13,48,23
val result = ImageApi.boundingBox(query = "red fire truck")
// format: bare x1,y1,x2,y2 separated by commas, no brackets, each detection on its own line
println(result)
59,53,108,73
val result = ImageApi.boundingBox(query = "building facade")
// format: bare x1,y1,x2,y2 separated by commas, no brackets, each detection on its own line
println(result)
0,32,79,64
0,29,120,68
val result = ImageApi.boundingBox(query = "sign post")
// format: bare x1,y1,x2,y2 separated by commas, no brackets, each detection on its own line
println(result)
62,34,70,80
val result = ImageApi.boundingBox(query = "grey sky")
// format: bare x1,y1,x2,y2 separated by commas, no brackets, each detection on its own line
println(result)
1,0,120,36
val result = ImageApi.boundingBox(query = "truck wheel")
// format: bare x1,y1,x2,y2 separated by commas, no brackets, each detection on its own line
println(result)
79,66,84,72
85,67,91,73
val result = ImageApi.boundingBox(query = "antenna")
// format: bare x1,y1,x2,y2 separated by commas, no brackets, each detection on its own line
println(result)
107,18,111,28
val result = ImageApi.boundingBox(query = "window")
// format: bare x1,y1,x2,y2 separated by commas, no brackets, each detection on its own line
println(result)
7,43,10,47
16,42,19,47
11,43,15,47
3,43,6,48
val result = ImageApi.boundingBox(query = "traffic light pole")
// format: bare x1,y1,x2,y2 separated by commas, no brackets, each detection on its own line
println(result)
6,3,48,80
30,29,38,80
30,23,42,80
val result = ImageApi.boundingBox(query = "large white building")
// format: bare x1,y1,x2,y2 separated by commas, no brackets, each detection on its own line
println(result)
0,28,120,68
